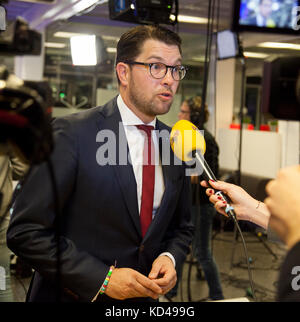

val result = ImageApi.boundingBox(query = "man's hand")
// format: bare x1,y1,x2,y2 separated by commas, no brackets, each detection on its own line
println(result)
148,256,177,294
105,267,163,300
265,165,300,249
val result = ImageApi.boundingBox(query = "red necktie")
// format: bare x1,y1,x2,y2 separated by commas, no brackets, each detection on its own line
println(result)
136,124,155,237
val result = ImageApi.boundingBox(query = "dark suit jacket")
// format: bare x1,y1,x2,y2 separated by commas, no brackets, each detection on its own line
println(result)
277,241,300,302
7,96,194,302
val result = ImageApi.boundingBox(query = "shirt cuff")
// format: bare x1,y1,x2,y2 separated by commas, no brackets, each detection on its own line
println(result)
159,252,176,268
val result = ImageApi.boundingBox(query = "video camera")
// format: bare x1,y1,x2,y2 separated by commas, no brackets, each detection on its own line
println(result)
0,11,42,56
0,65,53,164
0,2,52,164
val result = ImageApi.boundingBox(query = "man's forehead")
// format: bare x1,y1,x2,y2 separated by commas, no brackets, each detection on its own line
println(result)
138,39,182,63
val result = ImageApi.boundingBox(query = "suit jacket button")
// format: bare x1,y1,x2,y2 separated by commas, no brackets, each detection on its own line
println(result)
139,244,144,252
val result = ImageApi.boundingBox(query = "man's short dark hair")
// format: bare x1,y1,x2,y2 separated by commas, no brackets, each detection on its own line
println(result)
115,25,182,84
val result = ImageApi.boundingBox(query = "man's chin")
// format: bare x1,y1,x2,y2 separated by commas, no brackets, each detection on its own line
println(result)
154,102,173,116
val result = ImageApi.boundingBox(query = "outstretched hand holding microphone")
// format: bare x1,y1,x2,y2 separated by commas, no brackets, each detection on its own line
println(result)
201,166,300,251
170,119,300,301
200,180,271,230
170,119,300,249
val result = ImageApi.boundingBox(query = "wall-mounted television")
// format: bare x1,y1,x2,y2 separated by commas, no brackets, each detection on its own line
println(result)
233,0,300,34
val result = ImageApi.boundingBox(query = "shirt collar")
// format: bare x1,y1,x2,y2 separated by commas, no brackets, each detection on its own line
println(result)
117,94,156,128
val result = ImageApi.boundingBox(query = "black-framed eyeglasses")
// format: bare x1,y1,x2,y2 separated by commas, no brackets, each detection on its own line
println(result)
124,61,187,81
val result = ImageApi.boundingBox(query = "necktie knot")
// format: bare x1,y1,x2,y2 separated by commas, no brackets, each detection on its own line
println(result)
136,124,154,138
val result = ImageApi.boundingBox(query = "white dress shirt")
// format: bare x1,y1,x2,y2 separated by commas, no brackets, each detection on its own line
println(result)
117,95,165,217
117,95,176,267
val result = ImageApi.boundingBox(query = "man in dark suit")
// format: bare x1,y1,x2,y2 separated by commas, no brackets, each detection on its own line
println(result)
6,25,194,302
243,0,276,28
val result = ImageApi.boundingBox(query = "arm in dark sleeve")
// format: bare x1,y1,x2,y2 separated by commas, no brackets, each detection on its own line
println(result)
7,117,109,301
277,241,300,302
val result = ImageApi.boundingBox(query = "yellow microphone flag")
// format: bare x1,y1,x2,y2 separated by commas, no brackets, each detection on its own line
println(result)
170,120,206,162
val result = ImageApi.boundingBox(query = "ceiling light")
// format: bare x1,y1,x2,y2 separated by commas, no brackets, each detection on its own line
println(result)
102,35,119,42
258,42,300,50
54,31,119,42
170,14,208,24
192,56,205,62
70,35,97,66
45,42,66,48
106,47,116,53
244,52,269,59
54,31,92,38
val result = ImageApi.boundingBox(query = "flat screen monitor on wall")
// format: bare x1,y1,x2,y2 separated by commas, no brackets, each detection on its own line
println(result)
233,0,300,34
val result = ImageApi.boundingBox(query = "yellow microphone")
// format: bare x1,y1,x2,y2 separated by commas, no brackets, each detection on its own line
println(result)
170,120,206,162
170,119,237,221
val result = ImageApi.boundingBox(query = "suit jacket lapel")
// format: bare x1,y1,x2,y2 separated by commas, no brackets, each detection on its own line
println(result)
97,101,181,240
97,97,141,236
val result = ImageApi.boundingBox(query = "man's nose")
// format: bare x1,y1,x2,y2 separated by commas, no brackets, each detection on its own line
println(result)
161,67,174,85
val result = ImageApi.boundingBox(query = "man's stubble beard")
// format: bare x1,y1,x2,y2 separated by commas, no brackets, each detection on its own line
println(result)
128,77,173,118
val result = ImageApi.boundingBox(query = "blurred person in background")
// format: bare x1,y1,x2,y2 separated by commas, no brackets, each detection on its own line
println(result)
245,0,276,27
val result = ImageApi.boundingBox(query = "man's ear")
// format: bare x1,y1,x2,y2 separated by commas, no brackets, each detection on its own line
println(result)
116,62,129,86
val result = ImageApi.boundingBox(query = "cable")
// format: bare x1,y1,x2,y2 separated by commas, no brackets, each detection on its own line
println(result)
174,0,179,28
186,219,257,301
213,0,221,138
219,272,277,302
200,0,214,129
232,216,257,301
233,259,284,272
46,158,62,303
237,56,246,186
